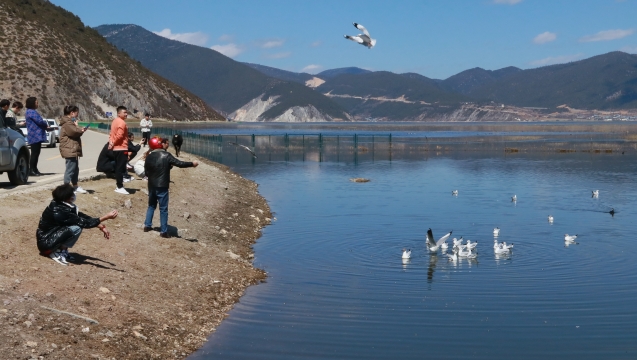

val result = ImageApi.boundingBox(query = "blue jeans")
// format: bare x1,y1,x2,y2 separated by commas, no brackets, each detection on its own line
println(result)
62,225,82,248
144,187,169,234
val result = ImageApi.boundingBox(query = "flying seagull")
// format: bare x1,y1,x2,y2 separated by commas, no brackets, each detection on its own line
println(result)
344,22,376,49
426,228,452,252
228,142,257,158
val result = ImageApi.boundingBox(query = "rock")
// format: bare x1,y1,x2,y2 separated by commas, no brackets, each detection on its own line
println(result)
180,200,188,204
111,295,116,301
257,209,264,214
124,199,132,209
78,307,87,313
24,321,32,327
82,327,90,333
26,341,37,348
177,229,188,237
50,344,57,349
226,251,241,260
195,212,205,218
45,293,53,297
102,338,110,342
133,331,147,340
93,197,99,200
28,314,35,320
132,325,143,330
219,229,228,235
183,212,190,219
105,330,114,337
247,254,255,259
265,218,271,223
214,226,220,230
233,213,239,217
249,214,255,218
98,287,111,294
141,188,149,195
0,309,7,313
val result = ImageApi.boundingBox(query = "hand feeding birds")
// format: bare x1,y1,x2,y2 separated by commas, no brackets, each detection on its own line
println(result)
344,23,376,49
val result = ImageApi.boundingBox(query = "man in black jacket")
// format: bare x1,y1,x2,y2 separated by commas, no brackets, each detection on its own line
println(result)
143,137,198,238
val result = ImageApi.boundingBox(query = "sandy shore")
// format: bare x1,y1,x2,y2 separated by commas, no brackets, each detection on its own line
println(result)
0,153,271,359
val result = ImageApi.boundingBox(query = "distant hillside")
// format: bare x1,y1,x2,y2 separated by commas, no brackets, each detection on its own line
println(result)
468,52,637,109
243,63,313,84
0,0,220,120
96,24,349,122
317,67,372,78
439,66,522,95
317,71,469,120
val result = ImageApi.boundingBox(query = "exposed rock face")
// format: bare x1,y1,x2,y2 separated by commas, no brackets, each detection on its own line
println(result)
230,95,340,122
0,1,222,121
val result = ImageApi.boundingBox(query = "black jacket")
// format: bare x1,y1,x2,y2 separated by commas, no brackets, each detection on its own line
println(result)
36,200,101,252
144,149,193,188
96,142,116,173
128,139,141,159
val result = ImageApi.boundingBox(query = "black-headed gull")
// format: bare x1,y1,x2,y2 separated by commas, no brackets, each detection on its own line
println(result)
426,228,452,252
564,234,578,242
452,190,458,196
465,239,478,252
402,249,411,259
493,227,500,236
344,23,376,49
548,215,554,222
511,195,517,202
458,246,477,258
228,142,257,158
592,190,599,197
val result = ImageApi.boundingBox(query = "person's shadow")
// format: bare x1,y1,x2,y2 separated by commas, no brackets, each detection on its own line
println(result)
69,253,125,272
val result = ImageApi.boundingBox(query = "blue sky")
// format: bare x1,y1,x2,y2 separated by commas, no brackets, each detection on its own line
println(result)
52,0,637,79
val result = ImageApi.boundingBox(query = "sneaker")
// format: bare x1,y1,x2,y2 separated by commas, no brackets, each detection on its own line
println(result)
143,226,153,232
142,176,148,181
61,249,75,262
114,187,130,195
49,251,68,266
126,163,133,170
123,177,132,183
74,186,88,194
159,232,170,238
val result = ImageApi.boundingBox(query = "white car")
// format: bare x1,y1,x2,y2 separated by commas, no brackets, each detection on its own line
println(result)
46,119,60,142
18,124,56,148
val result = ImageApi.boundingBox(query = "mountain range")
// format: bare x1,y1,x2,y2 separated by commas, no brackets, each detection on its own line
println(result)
0,0,221,121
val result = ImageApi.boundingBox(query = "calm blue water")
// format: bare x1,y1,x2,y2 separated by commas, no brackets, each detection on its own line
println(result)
189,152,637,359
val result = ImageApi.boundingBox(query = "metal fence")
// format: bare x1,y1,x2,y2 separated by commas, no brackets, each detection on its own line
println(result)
82,122,637,165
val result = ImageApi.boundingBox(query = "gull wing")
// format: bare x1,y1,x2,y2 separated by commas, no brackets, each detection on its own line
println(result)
426,228,436,246
344,35,364,44
228,142,257,158
437,231,452,246
353,22,371,37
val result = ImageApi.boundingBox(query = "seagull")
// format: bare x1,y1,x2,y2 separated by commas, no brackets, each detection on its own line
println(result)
452,237,464,249
446,248,458,262
511,195,517,202
465,240,478,252
426,228,452,252
501,242,514,251
457,246,477,258
493,227,500,236
548,215,554,223
609,208,615,217
402,249,411,259
452,190,458,196
564,234,578,242
494,243,511,255
592,190,599,197
344,22,376,49
228,142,257,158
493,239,500,250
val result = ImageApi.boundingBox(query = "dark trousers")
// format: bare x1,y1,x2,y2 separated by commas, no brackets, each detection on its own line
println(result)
30,142,42,172
142,131,151,146
114,150,127,188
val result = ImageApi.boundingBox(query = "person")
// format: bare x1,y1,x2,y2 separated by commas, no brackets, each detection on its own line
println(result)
36,184,118,266
123,132,146,182
140,113,152,146
96,142,116,174
134,148,151,180
143,137,198,238
25,97,50,176
4,101,23,131
108,106,129,194
0,99,10,127
59,105,88,194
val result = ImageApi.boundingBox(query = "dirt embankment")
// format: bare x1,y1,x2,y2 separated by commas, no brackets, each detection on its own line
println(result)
0,154,272,359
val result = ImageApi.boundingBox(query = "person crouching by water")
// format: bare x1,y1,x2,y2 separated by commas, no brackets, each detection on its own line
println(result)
59,105,88,194
143,137,198,238
37,184,118,266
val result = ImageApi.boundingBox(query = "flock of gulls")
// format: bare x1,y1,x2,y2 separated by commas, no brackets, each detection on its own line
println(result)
401,189,616,263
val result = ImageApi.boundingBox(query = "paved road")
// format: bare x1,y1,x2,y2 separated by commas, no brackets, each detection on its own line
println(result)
0,130,143,195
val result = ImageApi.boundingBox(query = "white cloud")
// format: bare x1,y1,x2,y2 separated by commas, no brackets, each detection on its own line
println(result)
301,64,322,73
493,0,522,4
218,34,234,42
579,28,634,42
620,45,637,53
265,51,291,59
259,39,285,48
310,41,322,47
533,31,557,44
211,43,245,58
530,53,584,66
154,28,208,46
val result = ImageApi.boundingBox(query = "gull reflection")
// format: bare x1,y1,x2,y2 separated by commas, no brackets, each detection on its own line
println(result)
402,257,410,270
427,254,438,283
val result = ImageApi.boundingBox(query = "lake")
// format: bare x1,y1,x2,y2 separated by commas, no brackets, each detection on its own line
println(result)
189,150,637,359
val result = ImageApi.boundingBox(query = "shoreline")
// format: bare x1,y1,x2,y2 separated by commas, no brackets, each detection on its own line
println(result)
0,153,271,359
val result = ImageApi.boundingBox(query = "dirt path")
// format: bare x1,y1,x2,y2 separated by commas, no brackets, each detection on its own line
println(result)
0,153,271,359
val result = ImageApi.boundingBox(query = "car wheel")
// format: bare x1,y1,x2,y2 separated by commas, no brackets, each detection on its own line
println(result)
8,151,29,185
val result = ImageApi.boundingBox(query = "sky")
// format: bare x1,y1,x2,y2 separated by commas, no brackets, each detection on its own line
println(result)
51,0,637,79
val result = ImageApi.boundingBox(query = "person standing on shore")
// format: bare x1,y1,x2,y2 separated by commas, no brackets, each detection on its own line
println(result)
140,113,152,147
25,97,50,176
59,105,88,194
143,137,198,238
0,99,9,127
108,106,130,194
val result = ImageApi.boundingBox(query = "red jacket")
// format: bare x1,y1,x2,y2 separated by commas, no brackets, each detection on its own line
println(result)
109,117,128,151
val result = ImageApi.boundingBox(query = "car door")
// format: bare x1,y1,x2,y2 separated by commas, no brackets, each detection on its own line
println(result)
0,123,10,166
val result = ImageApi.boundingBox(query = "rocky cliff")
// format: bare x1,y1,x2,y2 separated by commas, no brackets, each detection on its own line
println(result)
0,0,222,121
